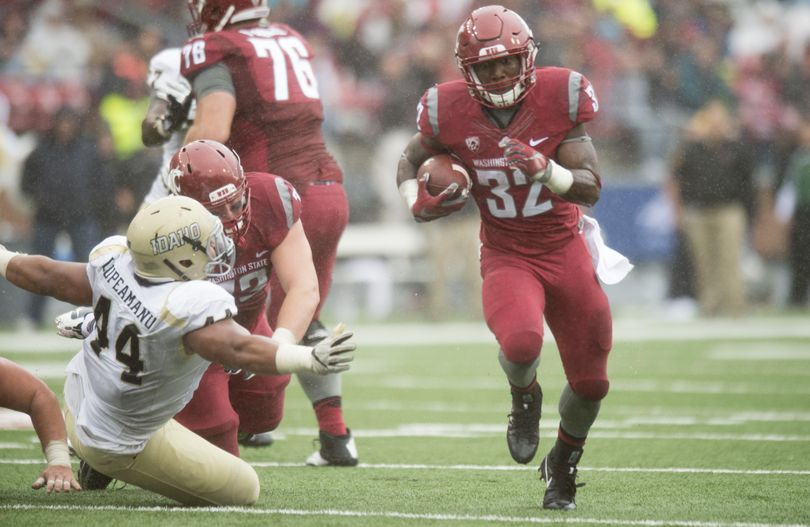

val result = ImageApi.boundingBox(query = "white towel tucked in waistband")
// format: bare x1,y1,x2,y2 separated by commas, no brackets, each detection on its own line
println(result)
580,215,633,285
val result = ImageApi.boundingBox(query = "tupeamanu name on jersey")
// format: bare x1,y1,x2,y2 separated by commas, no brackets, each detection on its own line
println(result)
101,258,159,330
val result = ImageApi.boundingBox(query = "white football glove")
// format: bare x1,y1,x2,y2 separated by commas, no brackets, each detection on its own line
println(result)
55,307,95,339
150,72,191,105
310,328,355,374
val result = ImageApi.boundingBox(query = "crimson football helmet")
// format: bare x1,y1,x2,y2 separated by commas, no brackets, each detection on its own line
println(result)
187,0,270,34
455,5,538,108
166,140,251,244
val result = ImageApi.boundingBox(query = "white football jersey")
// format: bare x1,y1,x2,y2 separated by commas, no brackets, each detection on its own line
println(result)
142,47,196,205
65,236,237,454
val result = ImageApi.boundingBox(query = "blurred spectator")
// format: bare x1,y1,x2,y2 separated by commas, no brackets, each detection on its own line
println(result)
776,119,810,308
0,6,29,70
0,92,35,243
668,100,755,317
19,106,111,326
9,0,90,82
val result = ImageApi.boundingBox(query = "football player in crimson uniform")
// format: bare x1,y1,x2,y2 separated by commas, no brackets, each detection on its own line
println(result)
179,0,355,465
396,5,614,510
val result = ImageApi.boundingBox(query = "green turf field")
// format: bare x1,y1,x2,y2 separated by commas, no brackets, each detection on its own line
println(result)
0,317,809,526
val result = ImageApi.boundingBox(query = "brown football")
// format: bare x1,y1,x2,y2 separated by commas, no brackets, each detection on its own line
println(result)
417,154,472,197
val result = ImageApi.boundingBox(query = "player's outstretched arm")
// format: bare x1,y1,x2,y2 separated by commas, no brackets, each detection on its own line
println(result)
0,245,92,307
185,318,355,375
397,132,466,222
269,220,319,342
0,359,81,493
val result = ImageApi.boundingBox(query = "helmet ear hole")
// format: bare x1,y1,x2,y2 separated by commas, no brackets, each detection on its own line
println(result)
178,259,194,269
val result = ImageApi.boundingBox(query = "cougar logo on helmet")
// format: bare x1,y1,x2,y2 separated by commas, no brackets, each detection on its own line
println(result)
455,5,538,108
168,140,251,244
127,195,235,282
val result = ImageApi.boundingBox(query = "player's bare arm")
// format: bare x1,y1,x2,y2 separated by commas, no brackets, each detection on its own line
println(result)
0,249,92,306
184,91,236,145
555,124,602,207
0,359,81,493
396,132,445,187
269,220,319,342
184,317,354,375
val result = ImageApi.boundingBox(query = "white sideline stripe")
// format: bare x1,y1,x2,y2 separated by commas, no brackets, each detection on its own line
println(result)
3,459,810,476
2,504,808,527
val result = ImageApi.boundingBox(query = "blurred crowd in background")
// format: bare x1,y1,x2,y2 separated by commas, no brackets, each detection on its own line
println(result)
1,0,810,325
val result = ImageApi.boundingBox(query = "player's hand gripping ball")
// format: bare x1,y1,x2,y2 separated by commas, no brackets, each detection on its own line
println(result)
417,154,472,199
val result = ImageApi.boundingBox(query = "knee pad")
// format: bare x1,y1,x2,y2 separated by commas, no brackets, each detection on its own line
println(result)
572,378,610,401
500,330,543,365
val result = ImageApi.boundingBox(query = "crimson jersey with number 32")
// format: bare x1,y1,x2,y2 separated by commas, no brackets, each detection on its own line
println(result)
417,67,599,256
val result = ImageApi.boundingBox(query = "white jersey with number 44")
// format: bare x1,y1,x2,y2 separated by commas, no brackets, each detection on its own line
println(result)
65,236,237,455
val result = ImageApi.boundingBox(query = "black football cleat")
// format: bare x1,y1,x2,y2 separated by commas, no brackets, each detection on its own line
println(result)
506,383,542,464
306,428,358,466
538,445,584,510
301,319,329,346
78,460,113,491
238,431,275,448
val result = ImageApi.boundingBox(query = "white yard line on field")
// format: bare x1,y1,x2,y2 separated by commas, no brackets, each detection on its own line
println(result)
2,411,810,442
1,504,808,527
4,316,810,354
3,459,810,476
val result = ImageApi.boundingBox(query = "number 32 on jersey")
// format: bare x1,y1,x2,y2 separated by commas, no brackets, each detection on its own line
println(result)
477,168,552,218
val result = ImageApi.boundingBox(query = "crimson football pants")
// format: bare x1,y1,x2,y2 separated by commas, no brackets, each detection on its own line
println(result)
174,314,291,456
481,234,612,401
267,182,349,326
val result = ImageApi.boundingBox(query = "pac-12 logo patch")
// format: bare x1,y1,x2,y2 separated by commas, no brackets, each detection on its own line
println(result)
465,136,480,152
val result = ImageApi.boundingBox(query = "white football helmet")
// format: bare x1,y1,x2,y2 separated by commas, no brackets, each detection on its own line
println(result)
127,195,235,282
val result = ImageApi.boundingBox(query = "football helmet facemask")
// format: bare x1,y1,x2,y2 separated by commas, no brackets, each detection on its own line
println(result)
166,140,251,244
455,5,538,108
127,195,235,282
187,0,270,35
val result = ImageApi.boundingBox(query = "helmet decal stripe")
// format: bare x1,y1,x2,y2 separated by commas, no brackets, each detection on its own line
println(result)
274,178,295,228
162,258,191,281
426,86,440,136
568,71,582,123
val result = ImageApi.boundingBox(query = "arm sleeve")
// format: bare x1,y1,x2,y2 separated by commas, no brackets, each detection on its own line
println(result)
191,63,235,99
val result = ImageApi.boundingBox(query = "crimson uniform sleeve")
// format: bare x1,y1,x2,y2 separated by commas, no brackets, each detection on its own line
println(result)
416,86,437,137
248,173,303,249
567,70,599,125
180,33,230,80
415,85,448,155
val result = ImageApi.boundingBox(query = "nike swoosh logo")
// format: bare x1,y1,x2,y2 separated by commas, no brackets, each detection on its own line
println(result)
256,250,269,258
529,136,549,147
